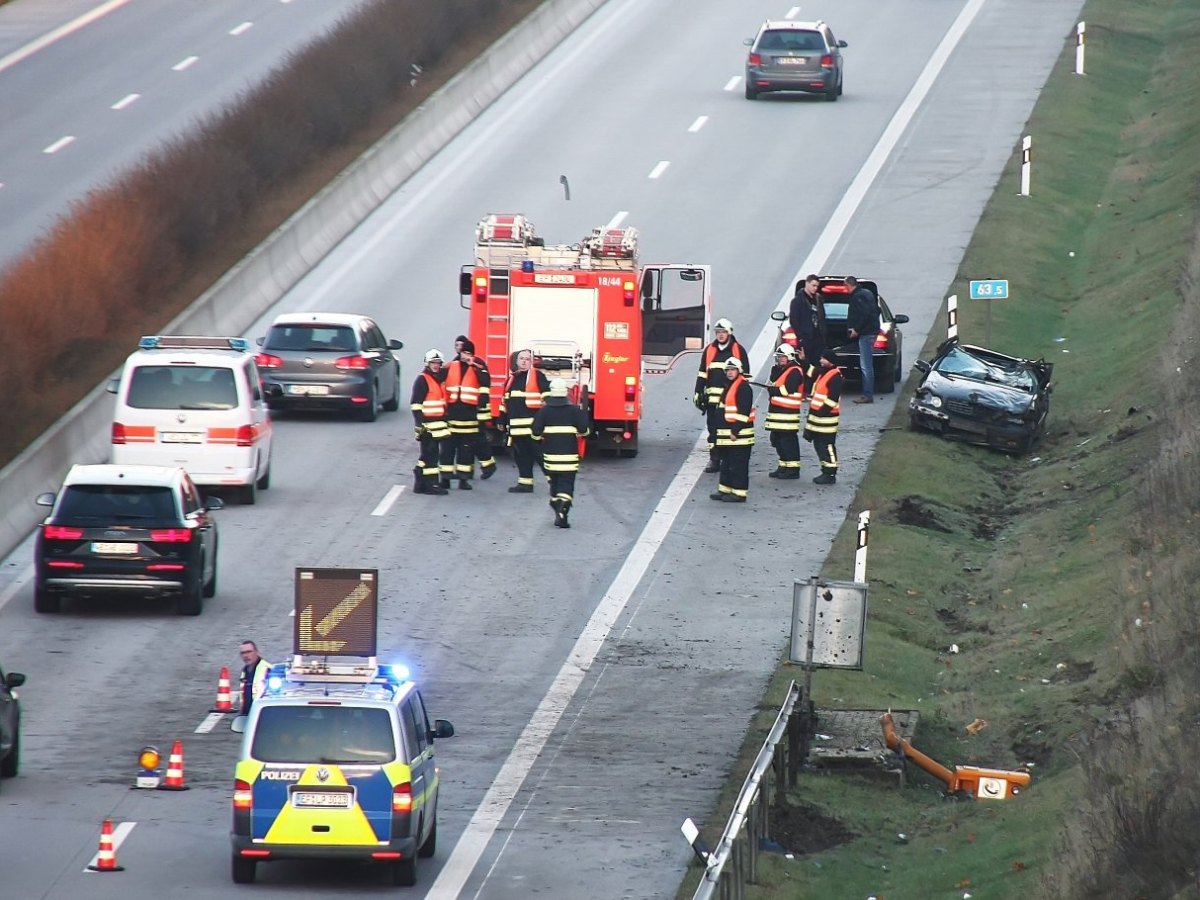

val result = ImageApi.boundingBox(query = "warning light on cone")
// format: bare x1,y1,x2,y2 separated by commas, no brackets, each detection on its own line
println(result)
135,746,161,789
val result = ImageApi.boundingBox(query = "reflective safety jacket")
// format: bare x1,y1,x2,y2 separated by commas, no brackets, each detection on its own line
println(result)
473,358,493,424
531,398,590,472
804,365,843,438
766,363,805,432
716,375,756,447
410,370,450,440
500,367,550,438
444,360,482,433
695,340,750,408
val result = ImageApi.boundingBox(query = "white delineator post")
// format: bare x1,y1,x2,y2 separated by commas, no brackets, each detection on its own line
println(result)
854,511,870,583
1075,22,1086,75
1020,135,1032,196
947,294,959,340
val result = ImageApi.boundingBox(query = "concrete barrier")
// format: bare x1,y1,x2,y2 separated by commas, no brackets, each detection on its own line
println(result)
0,0,611,562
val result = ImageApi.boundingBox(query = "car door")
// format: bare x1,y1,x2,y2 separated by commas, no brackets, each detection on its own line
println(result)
640,265,711,373
181,476,215,578
243,358,271,474
403,695,434,837
364,321,394,398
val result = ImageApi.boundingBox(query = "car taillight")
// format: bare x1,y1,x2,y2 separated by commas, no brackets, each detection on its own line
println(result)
820,54,834,69
748,53,762,66
873,332,889,350
147,563,185,572
44,525,84,540
149,528,192,543
255,353,283,369
233,778,253,810
392,782,413,814
235,425,255,447
112,422,127,445
48,561,85,569
335,356,370,371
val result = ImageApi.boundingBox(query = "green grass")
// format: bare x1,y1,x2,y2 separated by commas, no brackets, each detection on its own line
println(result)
682,0,1200,896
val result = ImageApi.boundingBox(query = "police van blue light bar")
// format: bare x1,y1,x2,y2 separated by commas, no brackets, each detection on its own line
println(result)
138,335,251,352
376,664,409,684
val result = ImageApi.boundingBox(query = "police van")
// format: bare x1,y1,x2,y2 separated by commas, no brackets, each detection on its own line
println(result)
107,335,273,504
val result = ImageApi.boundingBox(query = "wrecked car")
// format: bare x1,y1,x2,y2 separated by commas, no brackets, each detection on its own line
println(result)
908,338,1053,454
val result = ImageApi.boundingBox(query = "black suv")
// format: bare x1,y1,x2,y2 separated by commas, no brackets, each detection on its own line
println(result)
1,662,25,788
35,464,222,615
744,20,847,101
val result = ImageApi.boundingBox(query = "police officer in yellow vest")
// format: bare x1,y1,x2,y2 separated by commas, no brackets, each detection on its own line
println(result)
710,357,756,503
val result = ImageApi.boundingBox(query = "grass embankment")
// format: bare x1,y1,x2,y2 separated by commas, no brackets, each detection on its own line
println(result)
0,0,541,466
684,1,1200,898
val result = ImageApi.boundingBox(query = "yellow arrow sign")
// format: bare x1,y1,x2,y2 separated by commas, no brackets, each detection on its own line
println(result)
316,583,371,637
297,605,346,653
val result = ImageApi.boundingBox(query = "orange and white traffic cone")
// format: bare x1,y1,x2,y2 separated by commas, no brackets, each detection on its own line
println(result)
211,666,234,713
159,739,189,791
86,818,125,872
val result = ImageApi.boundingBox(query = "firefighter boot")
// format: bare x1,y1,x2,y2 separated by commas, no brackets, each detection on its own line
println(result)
508,484,534,493
554,499,571,529
458,479,473,490
413,467,427,494
426,475,449,495
704,448,720,474
813,471,837,485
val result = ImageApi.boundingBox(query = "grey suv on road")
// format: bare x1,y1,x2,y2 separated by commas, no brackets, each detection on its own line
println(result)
744,20,847,101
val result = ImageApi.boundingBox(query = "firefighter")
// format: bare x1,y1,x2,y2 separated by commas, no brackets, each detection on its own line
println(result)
410,349,450,495
455,335,497,480
694,318,751,474
766,343,805,479
532,379,589,528
443,339,485,489
804,356,844,485
710,357,756,503
499,348,549,493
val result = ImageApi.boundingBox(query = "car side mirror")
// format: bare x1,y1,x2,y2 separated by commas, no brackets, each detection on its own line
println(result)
106,378,120,394
5,672,25,689
743,37,754,46
389,339,404,351
770,310,786,322
35,492,56,507
203,496,225,511
914,360,931,374
230,715,247,734
838,40,848,48
432,719,455,739
255,336,264,347
893,314,910,324
459,272,472,296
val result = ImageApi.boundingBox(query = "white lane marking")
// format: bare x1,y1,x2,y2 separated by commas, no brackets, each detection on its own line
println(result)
173,56,199,72
83,821,136,872
688,115,708,133
371,485,405,516
723,75,741,92
0,564,33,612
111,93,140,110
229,22,254,37
605,210,628,229
43,136,75,154
786,6,802,19
647,160,670,179
0,0,135,76
429,0,991,895
195,712,225,734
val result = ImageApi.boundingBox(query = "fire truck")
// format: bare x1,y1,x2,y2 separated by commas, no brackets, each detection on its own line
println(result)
459,214,711,456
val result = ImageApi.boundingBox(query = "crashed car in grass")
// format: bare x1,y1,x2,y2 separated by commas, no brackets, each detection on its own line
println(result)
908,338,1053,455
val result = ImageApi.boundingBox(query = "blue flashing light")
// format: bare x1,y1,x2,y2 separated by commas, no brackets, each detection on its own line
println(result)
139,336,159,350
378,664,409,684
521,260,535,273
266,675,285,692
228,337,251,352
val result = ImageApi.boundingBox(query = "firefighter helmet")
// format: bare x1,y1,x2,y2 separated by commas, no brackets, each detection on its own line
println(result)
775,344,797,359
723,357,744,374
549,379,570,397
423,349,443,364
714,318,733,333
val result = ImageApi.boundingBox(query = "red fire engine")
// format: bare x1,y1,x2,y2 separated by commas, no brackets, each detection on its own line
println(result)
459,214,711,456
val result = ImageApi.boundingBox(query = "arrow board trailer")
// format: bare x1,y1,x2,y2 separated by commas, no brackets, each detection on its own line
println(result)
461,214,712,456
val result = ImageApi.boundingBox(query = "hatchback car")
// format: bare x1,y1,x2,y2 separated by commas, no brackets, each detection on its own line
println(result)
908,338,1054,454
255,313,403,422
35,464,222,615
744,20,847,101
0,661,25,787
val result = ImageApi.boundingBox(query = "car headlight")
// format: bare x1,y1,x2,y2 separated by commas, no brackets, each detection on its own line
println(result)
915,393,943,409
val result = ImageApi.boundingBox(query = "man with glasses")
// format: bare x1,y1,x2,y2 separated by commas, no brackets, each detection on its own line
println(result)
239,641,271,714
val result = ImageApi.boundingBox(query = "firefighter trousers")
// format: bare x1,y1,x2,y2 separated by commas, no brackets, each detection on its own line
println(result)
768,430,801,469
445,428,477,480
511,435,540,487
718,445,751,498
812,434,838,474
415,434,446,488
475,429,496,474
547,470,577,506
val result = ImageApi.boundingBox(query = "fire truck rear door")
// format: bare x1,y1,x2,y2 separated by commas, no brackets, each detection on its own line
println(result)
640,265,711,372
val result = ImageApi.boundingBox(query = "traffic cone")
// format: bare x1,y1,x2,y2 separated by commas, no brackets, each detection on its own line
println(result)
87,818,125,872
159,739,189,791
211,666,234,712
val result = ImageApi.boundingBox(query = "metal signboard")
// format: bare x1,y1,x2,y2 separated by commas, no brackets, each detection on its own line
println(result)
789,579,868,670
293,568,378,657
968,279,1009,300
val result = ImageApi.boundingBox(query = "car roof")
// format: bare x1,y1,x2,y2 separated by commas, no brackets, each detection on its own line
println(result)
125,347,249,366
269,312,369,328
761,20,825,32
62,463,186,488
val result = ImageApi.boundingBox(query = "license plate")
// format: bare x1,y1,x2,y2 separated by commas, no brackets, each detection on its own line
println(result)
288,384,330,396
92,541,138,554
160,432,203,443
292,791,352,809
778,56,806,65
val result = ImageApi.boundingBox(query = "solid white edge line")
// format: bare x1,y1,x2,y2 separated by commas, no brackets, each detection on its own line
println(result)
83,820,136,872
0,564,34,612
688,116,708,133
647,161,670,179
428,0,990,895
371,485,405,516
0,0,135,76
195,712,225,734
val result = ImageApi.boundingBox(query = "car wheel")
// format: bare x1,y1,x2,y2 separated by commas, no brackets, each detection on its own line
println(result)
744,83,759,100
256,461,271,490
360,385,378,422
880,357,896,394
838,74,844,96
202,540,219,599
826,85,838,102
392,854,417,886
34,584,60,614
0,728,18,778
178,564,203,616
231,855,256,884
240,478,258,506
382,368,401,412
418,814,437,858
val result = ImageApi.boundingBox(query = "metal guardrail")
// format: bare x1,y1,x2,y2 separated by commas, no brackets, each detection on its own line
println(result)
689,680,802,900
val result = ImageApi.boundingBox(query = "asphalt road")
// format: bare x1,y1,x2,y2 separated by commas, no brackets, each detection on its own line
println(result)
0,0,1085,897
0,0,374,272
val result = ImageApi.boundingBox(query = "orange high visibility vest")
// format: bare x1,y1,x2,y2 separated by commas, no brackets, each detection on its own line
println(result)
420,374,446,418
445,362,481,405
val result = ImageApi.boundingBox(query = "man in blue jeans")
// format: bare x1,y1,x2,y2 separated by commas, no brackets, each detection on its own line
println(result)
844,275,880,404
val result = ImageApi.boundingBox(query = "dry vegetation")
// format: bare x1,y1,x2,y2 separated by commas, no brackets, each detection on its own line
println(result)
0,0,541,465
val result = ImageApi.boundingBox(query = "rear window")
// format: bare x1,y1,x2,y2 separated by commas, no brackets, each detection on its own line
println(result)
127,365,239,410
251,706,397,764
264,325,358,353
758,30,824,52
57,485,177,520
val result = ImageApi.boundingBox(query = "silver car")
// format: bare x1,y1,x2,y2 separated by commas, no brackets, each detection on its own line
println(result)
255,313,403,422
744,20,846,101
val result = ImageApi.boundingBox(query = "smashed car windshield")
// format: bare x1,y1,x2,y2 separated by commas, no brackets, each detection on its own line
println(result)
936,346,1035,390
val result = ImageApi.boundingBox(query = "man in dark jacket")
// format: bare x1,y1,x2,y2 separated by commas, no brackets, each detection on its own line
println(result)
788,275,825,386
532,379,590,528
844,275,880,403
